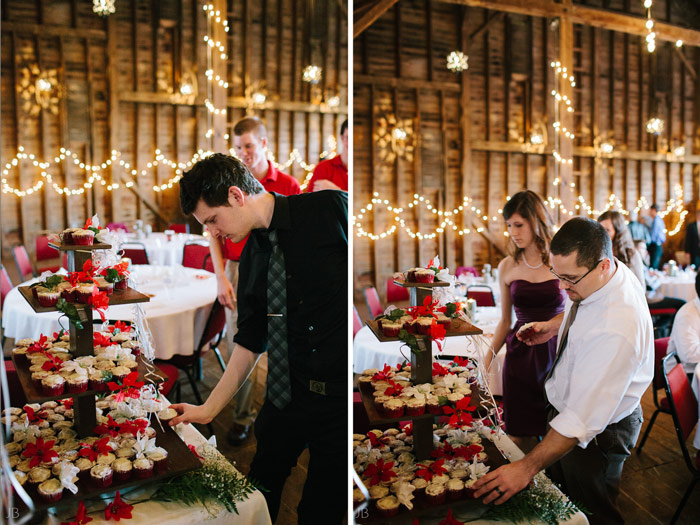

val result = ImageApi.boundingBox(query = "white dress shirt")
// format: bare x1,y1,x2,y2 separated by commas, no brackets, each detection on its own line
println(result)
668,297,700,374
545,259,654,448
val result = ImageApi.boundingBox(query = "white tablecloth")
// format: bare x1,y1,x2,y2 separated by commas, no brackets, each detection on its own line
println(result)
1,265,217,359
353,307,507,394
117,233,209,267
43,399,271,525
658,272,698,302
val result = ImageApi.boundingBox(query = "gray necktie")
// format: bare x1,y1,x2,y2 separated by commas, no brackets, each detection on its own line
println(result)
267,230,291,410
545,301,580,384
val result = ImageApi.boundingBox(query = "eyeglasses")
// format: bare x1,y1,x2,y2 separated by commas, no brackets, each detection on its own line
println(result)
549,259,603,285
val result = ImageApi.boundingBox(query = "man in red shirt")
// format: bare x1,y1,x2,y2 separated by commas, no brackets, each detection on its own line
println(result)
207,116,301,445
306,119,348,192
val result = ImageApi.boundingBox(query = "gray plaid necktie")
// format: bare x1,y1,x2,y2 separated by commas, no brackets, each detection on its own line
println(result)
267,230,292,410
545,301,580,385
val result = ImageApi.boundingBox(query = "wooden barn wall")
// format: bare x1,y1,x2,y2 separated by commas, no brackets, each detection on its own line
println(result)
353,0,700,302
1,0,347,260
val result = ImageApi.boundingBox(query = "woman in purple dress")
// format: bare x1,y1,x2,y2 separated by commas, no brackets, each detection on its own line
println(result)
484,190,565,451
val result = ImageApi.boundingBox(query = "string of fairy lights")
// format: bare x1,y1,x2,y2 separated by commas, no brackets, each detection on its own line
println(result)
2,4,341,199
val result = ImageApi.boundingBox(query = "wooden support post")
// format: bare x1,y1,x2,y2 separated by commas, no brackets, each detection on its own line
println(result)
460,6,473,265
558,4,575,219
211,0,227,153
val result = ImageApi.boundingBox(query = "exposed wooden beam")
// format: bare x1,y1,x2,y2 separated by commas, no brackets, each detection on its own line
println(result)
675,46,697,80
354,74,461,92
440,0,700,47
354,0,400,39
470,139,700,163
468,11,503,43
1,21,106,39
117,175,170,224
117,91,346,114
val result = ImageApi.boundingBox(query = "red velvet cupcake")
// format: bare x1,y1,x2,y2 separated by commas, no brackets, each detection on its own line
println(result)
382,398,405,419
114,278,128,290
90,464,113,488
72,229,95,246
133,458,154,479
37,290,60,307
405,398,426,416
414,269,435,283
75,283,95,304
376,495,400,517
41,375,66,396
37,478,63,504
380,321,402,337
66,374,88,394
425,483,446,505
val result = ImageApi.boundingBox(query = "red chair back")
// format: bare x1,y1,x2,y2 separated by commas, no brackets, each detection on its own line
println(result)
386,278,409,303
154,362,179,397
353,306,363,338
182,242,210,270
202,254,214,273
198,300,227,352
120,244,149,265
1,265,13,309
106,222,129,232
12,245,35,280
35,235,57,262
456,266,479,278
664,355,699,442
168,223,189,234
652,337,670,390
467,287,496,307
364,287,383,318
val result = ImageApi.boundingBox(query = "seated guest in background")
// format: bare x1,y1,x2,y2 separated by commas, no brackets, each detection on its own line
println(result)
633,240,685,311
668,272,700,376
685,207,700,268
173,154,348,524
598,210,645,288
474,217,653,525
306,119,348,192
207,116,301,446
627,209,650,244
486,190,565,453
646,204,666,270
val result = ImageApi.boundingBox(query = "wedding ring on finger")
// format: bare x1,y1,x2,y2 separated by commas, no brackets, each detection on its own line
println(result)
495,487,505,497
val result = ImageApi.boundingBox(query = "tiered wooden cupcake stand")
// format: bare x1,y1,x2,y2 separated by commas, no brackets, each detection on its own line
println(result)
10,242,201,515
357,279,507,523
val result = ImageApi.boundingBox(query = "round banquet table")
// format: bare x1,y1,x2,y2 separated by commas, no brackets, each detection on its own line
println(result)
353,306,507,395
657,271,698,302
1,265,217,360
117,232,209,266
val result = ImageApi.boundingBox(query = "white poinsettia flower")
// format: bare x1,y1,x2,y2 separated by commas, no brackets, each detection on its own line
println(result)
396,481,416,510
58,460,80,494
469,456,490,479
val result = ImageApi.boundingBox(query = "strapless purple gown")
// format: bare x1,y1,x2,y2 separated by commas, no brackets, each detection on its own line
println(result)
502,279,565,436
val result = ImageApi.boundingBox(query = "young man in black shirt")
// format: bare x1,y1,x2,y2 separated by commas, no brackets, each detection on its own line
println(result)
171,153,348,524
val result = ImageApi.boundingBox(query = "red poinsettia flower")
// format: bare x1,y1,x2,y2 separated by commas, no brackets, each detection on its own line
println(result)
79,437,113,462
27,334,49,354
108,371,145,403
118,418,148,436
439,509,464,525
442,396,476,428
431,441,455,460
52,329,67,343
94,415,120,437
22,437,58,468
452,356,470,367
367,432,381,447
406,295,440,320
93,332,112,348
426,257,443,271
41,353,64,372
89,288,110,322
416,459,446,481
104,491,133,521
23,405,47,423
363,458,397,486
61,501,93,525
61,398,74,409
430,319,446,351
371,364,394,382
108,320,131,334
383,379,404,397
432,362,450,377
453,443,484,461
401,422,413,436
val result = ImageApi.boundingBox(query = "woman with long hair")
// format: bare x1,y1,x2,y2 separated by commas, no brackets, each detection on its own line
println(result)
597,210,645,287
485,190,565,450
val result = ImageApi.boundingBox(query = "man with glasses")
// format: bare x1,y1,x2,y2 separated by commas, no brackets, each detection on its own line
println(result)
474,217,653,524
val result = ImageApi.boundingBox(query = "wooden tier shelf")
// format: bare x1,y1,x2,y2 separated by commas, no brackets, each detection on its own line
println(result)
17,420,202,515
354,439,509,524
358,382,489,426
393,279,450,288
366,319,482,343
10,355,157,405
48,241,112,251
18,286,150,313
